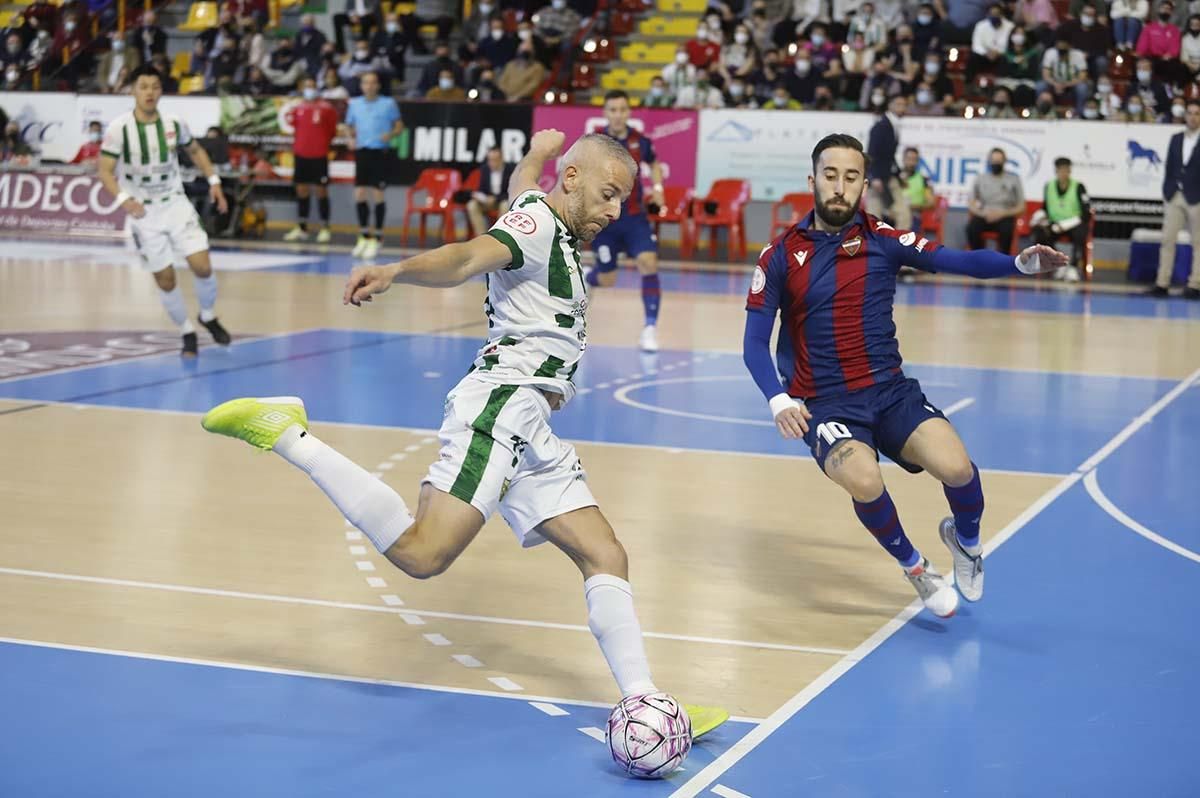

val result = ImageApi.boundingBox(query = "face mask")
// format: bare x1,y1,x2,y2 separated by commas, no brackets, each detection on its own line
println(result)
1083,107,1099,118
753,9,766,17
1137,69,1152,81
479,2,492,12
5,70,17,83
989,162,1005,175
1012,33,1025,46
994,97,1008,107
302,86,317,100
916,89,932,104
649,85,663,96
795,59,810,74
112,38,124,51
811,33,825,46
1057,46,1070,56
697,28,709,40
1129,103,1144,114
730,83,744,96
989,15,1002,26
735,32,749,44
65,20,76,32
1173,104,1186,117
707,16,720,28
491,28,503,39
438,77,454,90
871,91,885,105
924,61,939,74
917,12,932,24
552,0,566,9
355,49,369,59
1098,82,1112,94
1081,14,1095,26
518,29,532,40
518,49,531,59
385,22,398,33
88,130,101,142
773,96,788,107
676,52,688,63
1037,100,1052,111
898,35,912,43
5,42,18,54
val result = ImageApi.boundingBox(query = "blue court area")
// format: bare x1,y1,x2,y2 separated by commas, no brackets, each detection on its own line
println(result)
1,323,1197,797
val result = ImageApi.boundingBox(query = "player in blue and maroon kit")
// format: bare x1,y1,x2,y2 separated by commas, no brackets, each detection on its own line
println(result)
586,89,665,352
743,133,1065,618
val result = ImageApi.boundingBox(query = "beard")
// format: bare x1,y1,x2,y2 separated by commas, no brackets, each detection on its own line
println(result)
814,189,858,228
566,192,600,242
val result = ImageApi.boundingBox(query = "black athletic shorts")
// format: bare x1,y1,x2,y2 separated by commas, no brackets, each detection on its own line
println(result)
293,156,329,185
354,148,395,188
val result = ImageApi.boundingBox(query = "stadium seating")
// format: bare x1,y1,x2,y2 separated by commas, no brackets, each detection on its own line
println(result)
179,2,218,32
403,168,462,247
684,179,751,261
770,192,814,238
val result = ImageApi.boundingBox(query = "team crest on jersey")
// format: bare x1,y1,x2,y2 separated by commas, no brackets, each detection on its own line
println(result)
841,236,862,256
501,212,537,235
751,266,766,294
899,232,916,246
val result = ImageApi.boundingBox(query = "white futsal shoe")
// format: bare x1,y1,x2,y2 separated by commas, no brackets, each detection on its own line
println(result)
639,324,659,352
939,517,984,602
904,558,959,618
363,237,380,259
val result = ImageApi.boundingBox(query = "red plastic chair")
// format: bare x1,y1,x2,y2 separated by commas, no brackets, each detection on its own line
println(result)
651,185,693,244
403,168,462,247
451,169,495,237
769,192,814,238
919,194,948,241
1024,199,1096,280
683,179,751,262
980,199,1039,256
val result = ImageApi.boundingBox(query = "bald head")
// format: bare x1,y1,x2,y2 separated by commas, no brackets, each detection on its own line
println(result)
555,133,638,242
559,133,638,186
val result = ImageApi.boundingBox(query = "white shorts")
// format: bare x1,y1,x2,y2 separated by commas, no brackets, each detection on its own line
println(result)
423,375,596,547
129,195,209,273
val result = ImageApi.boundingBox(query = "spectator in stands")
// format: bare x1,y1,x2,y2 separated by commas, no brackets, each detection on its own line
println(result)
1167,96,1187,121
190,38,211,79
1130,55,1172,113
848,2,888,51
766,84,803,108
1149,99,1200,297
1058,2,1113,78
803,22,841,72
676,67,725,107
1095,75,1123,117
242,64,272,96
1122,91,1158,119
1030,157,1090,281
1111,0,1149,51
1015,0,1058,46
52,10,93,81
295,14,328,75
535,0,582,65
228,0,270,29
1136,0,1181,65
885,25,922,89
22,0,57,40
497,42,546,100
784,49,826,103
208,38,242,92
1030,87,1061,116
368,12,408,84
987,85,1020,116
663,45,699,96
1003,25,1043,105
514,21,550,67
263,37,306,91
1079,95,1103,117
747,1,774,52
240,18,268,71
1038,35,1091,112
1180,13,1200,76
920,50,955,108
466,146,513,236
402,0,455,54
334,0,379,54
200,7,241,56
686,22,721,69
966,147,1025,253
96,33,131,93
426,67,466,99
126,10,165,68
900,146,935,216
969,3,1014,81
341,37,391,93
911,3,944,59
859,58,901,110
749,47,783,99
841,31,874,104
150,53,179,93
480,17,517,71
72,121,103,165
2,65,30,91
417,40,462,95
717,23,760,86
0,32,26,72
909,79,946,114
462,0,492,45
467,67,505,101
724,76,755,106
643,75,673,106
947,0,992,43
774,0,825,49
320,66,350,100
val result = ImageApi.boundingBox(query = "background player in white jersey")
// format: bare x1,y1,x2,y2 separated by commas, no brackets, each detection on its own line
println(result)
97,65,231,357
200,129,727,739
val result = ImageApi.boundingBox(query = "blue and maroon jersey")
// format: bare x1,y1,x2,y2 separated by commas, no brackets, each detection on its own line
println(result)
745,211,944,400
602,125,656,217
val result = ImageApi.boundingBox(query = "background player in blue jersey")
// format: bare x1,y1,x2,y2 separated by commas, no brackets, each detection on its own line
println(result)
742,133,1066,618
585,89,665,352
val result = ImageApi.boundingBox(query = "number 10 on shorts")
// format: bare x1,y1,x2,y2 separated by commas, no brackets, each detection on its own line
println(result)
816,421,852,447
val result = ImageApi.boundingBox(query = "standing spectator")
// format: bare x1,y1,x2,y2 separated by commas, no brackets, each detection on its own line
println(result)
334,0,379,54
295,14,328,75
969,3,1014,81
866,94,910,229
497,42,546,100
285,76,338,244
911,2,944,60
662,45,698,97
1149,99,1200,297
1111,0,1149,50
128,9,166,67
685,23,721,69
72,121,104,165
966,148,1025,253
1037,35,1091,112
1136,0,1182,66
643,75,674,106
342,71,402,258
535,0,581,66
426,68,466,99
1058,2,1113,77
1032,157,1090,281
401,0,455,53
479,17,517,71
465,147,513,236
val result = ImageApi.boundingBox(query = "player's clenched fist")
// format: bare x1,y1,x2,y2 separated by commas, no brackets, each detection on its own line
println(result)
530,129,566,159
343,264,396,306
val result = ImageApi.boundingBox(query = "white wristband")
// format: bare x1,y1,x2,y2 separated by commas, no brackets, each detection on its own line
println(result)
115,191,130,206
207,174,221,186
1014,251,1040,275
769,393,800,419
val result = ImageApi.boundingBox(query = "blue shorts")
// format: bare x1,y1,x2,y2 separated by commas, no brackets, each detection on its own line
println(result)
801,377,946,474
592,212,657,272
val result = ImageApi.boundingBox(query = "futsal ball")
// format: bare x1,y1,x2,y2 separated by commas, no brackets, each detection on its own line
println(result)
606,691,692,778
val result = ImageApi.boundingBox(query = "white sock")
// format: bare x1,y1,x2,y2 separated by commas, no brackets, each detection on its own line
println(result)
159,286,195,334
194,274,218,322
273,425,414,553
584,574,657,697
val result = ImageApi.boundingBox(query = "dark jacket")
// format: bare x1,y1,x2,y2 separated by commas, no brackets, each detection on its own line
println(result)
1162,131,1200,204
866,113,898,183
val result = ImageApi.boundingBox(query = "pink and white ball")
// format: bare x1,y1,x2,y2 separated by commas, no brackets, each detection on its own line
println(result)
606,692,692,778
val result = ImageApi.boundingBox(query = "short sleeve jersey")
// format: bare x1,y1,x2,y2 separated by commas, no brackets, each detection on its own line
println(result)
100,111,194,202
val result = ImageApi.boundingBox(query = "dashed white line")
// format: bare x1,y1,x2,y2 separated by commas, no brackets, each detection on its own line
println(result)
404,444,421,452
354,561,375,572
420,437,436,445
422,371,441,378
380,595,404,606
577,727,606,742
452,654,483,668
489,677,523,692
369,471,383,479
348,545,367,556
595,382,611,389
399,613,425,625
711,785,752,798
365,577,387,588
613,377,628,385
423,633,451,646
530,701,569,717
345,530,362,541
376,462,394,471
389,453,407,461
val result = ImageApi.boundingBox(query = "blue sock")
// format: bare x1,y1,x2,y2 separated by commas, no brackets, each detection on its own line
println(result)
641,274,661,325
943,463,984,549
586,267,601,287
853,490,920,569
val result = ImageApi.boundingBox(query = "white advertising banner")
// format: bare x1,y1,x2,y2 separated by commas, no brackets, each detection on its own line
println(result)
696,109,1179,208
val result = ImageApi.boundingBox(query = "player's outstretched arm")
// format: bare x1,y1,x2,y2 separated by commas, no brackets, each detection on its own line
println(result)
743,310,811,439
506,129,566,204
343,235,514,305
904,240,1069,279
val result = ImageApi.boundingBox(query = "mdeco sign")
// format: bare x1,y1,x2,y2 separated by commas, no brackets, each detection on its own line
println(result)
0,170,127,238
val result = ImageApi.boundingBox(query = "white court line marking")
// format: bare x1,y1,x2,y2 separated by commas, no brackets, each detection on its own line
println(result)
389,453,407,461
345,530,362,541
941,397,976,416
577,727,606,742
365,577,386,588
489,677,523,692
420,437,436,445
404,444,421,452
1084,469,1200,565
369,472,383,479
530,702,569,717
452,654,483,668
399,613,425,625
354,561,375,572
380,595,404,606
423,633,451,646
348,546,367,556
376,462,394,471
0,563,851,655
711,786,752,798
669,364,1200,798
595,382,611,389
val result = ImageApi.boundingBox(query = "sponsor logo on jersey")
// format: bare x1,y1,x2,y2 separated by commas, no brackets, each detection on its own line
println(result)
916,237,930,252
899,231,916,246
841,236,862,256
751,266,766,294
501,211,537,235
794,250,808,267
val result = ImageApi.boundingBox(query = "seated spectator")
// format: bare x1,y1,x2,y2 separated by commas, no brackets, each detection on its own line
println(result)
1130,55,1172,113
149,53,179,93
1037,36,1091,112
723,76,755,106
320,66,350,101
1,121,32,162
263,37,307,91
124,10,165,69
295,14,328,75
22,0,58,41
479,18,516,71
466,147,513,236
207,37,242,92
1015,0,1058,46
1136,0,1182,70
1166,96,1187,121
909,79,947,114
899,146,935,214
1080,95,1104,117
1122,92,1158,120
1032,157,1090,281
784,51,827,103
370,12,408,83
239,18,267,70
96,33,132,93
859,58,900,110
848,2,888,51
417,40,462,94
1058,2,1112,78
461,0,491,45
1003,25,1042,105
1181,13,1200,76
920,50,956,107
966,147,1025,253
497,42,546,100
885,25,921,89
749,47,783,100
0,32,25,71
969,3,1014,81
467,67,505,101
227,0,270,29
340,37,391,93
535,0,581,62
841,31,874,103
686,22,722,69
1030,87,1061,117
190,38,210,78
773,0,824,49
986,85,1020,116
911,2,943,60
199,7,241,58
663,45,699,96
1095,76,1124,117
52,10,93,80
717,23,760,85
766,84,803,108
72,121,104,165
426,67,466,99
334,0,379,54
675,67,725,107
747,1,775,52
402,0,456,53
802,22,840,72
514,22,549,67
1111,0,1149,51
643,75,674,106
26,28,53,70
242,64,271,96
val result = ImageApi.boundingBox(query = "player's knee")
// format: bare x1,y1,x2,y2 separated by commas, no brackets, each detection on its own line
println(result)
942,456,975,488
385,525,455,580
583,535,628,579
153,267,176,291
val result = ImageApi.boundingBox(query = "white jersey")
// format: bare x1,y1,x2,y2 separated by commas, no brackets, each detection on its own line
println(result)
476,190,588,404
100,110,194,204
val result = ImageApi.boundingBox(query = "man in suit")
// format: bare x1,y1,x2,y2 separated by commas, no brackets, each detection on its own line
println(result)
1151,98,1200,298
466,147,514,236
866,94,912,230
